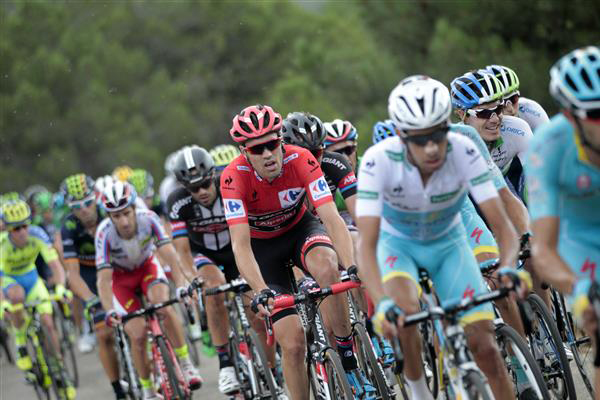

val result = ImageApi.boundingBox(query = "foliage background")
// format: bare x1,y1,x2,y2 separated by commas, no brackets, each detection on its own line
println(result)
1,0,598,192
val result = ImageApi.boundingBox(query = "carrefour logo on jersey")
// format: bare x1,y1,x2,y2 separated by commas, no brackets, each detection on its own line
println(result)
309,177,331,201
223,199,246,219
278,187,305,208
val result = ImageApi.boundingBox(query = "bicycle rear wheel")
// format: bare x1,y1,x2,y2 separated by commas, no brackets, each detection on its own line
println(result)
526,293,576,398
352,322,391,399
495,323,550,399
155,336,188,400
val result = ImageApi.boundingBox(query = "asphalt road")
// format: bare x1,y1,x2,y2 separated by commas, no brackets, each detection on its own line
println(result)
0,334,594,399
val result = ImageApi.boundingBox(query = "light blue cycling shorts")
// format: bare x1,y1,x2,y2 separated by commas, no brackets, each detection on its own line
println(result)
460,198,498,262
377,223,494,326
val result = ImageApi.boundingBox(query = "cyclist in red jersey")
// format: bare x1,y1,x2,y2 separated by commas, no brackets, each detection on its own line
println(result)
222,104,376,399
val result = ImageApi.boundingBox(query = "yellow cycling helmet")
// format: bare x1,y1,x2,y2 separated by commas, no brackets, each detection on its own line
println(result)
112,165,134,182
128,169,154,198
209,144,240,170
1,199,32,227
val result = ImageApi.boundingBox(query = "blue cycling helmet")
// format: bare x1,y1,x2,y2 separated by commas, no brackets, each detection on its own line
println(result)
450,70,505,109
372,119,396,144
550,46,600,117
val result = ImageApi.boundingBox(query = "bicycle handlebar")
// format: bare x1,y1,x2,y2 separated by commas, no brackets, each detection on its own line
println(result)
398,287,512,327
265,280,361,346
204,277,250,296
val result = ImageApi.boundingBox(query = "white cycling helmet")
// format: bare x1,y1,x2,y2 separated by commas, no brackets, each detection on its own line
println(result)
94,175,114,194
164,150,180,176
100,180,137,213
388,75,452,131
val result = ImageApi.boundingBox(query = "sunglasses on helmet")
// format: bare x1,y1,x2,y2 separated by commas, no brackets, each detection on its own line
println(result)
466,103,504,120
402,126,450,146
244,138,282,155
68,194,96,210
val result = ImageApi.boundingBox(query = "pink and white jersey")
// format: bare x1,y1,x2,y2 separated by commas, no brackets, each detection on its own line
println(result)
95,209,170,271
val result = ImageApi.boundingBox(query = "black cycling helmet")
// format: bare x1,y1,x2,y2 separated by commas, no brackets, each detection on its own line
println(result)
281,112,326,151
173,145,215,187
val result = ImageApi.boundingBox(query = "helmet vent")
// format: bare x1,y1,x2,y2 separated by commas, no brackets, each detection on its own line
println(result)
565,74,578,92
581,68,592,90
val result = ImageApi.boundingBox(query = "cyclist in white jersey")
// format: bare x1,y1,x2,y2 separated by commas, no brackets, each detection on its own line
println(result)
485,64,550,133
95,181,202,400
452,69,534,202
358,75,527,400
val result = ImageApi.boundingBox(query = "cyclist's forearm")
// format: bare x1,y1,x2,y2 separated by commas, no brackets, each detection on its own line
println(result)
48,260,66,287
157,244,190,286
97,270,114,311
532,246,575,293
356,218,385,305
323,215,355,268
68,273,95,301
499,187,530,235
233,244,268,293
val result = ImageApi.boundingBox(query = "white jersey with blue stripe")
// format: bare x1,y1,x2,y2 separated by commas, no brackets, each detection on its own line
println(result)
491,115,533,173
357,133,498,241
518,97,549,133
95,208,170,271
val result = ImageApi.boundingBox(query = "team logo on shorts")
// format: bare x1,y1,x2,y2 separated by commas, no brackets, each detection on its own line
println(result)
278,187,304,208
309,177,331,201
223,199,246,219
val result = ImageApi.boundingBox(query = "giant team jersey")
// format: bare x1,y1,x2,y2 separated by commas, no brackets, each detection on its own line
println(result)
357,133,498,241
518,97,550,134
491,115,533,173
95,209,170,271
526,114,600,248
0,225,58,277
220,145,333,239
167,183,230,251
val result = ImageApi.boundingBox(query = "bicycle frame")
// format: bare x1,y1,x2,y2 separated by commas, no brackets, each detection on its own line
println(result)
266,279,361,400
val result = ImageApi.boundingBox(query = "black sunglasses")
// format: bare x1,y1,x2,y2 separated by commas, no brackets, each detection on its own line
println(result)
403,126,449,146
466,103,504,120
188,178,213,193
504,92,520,105
334,145,357,156
244,138,282,155
10,224,29,232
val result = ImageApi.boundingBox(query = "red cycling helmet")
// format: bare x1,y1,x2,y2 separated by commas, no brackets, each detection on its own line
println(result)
230,104,283,143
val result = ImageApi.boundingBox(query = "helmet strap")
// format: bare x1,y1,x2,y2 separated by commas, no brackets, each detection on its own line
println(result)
574,117,600,157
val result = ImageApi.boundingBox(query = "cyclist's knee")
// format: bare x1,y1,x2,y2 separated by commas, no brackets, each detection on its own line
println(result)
275,318,306,360
466,322,501,370
125,321,147,347
198,264,226,288
6,285,26,304
96,325,114,343
307,248,338,286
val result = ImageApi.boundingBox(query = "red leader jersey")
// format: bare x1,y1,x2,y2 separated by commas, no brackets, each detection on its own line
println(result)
220,145,333,239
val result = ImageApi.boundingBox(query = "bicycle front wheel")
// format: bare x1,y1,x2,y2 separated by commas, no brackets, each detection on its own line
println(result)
155,336,188,400
53,303,78,387
462,370,494,400
247,329,278,397
320,348,353,400
495,323,550,399
352,322,391,399
526,293,576,398
553,290,595,398
26,335,50,400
